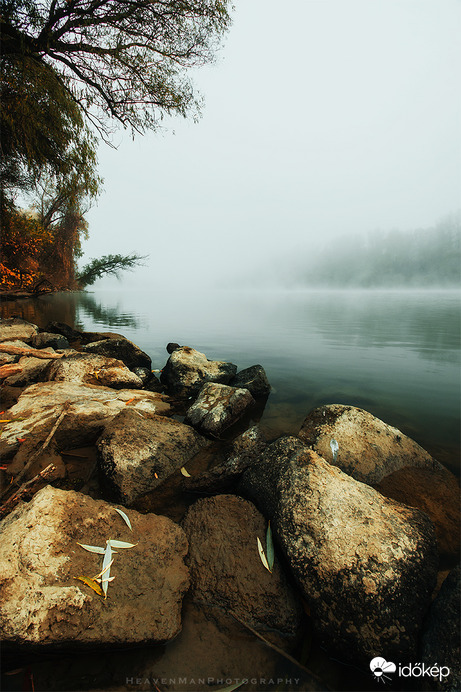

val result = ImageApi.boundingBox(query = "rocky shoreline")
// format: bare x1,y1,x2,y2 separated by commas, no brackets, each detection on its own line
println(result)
0,317,459,692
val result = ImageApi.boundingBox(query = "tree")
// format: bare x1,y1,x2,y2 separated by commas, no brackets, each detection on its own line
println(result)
76,253,147,287
1,0,232,138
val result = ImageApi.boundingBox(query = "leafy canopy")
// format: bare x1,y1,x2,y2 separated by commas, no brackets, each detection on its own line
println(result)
1,0,233,137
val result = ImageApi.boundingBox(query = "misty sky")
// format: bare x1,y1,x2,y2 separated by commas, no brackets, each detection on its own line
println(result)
82,0,461,290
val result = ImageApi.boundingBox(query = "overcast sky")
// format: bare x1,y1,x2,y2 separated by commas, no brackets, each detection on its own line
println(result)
82,0,461,290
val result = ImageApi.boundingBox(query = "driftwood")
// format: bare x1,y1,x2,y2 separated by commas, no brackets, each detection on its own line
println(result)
0,344,64,359
0,403,69,501
0,363,23,380
0,463,57,520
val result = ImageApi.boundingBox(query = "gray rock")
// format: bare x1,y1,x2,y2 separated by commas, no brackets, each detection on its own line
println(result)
160,346,237,397
0,318,38,343
185,382,255,437
0,486,189,645
298,404,442,484
97,408,210,505
230,364,271,398
0,382,172,464
45,321,82,341
182,425,267,494
240,436,439,663
421,566,460,691
181,494,302,636
82,337,152,371
3,355,57,387
46,352,143,389
31,331,71,350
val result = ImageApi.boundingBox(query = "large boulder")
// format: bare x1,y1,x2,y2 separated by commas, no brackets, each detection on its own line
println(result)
0,486,189,645
230,364,271,398
82,337,152,371
3,354,61,387
181,494,302,636
46,352,143,389
420,566,460,691
375,466,460,562
185,382,255,436
0,318,38,343
160,346,237,397
240,436,439,663
0,382,172,463
97,409,210,505
298,404,442,484
182,425,267,494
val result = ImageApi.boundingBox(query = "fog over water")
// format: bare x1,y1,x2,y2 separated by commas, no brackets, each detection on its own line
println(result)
80,0,461,291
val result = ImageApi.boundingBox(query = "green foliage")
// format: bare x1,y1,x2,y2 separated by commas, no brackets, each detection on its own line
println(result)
1,0,233,138
76,254,148,288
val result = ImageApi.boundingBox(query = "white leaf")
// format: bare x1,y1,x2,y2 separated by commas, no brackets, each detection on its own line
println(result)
101,541,113,597
108,539,138,549
257,536,271,573
266,521,275,572
115,507,132,531
77,543,105,554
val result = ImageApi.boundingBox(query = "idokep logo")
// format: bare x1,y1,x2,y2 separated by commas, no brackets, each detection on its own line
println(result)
370,657,396,683
369,657,451,685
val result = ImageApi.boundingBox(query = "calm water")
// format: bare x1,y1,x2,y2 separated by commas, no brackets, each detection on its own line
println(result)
2,287,460,473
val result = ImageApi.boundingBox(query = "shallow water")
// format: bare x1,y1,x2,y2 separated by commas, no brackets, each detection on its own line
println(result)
2,287,460,473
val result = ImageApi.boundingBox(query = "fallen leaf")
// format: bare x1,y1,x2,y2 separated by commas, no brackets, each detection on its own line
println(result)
17,438,26,443
0,419,12,423
125,397,136,405
115,507,133,531
215,683,244,692
257,536,271,573
75,576,104,597
266,521,275,572
180,467,191,477
108,539,137,549
101,541,113,598
77,543,105,554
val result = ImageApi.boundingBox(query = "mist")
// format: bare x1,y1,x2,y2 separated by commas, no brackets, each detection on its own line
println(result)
81,0,461,291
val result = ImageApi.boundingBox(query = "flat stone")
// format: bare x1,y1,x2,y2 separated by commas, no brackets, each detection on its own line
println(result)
298,404,442,484
160,346,237,397
0,382,172,463
181,494,302,636
240,436,438,663
0,486,189,645
185,382,255,436
0,318,38,343
97,409,210,505
46,352,143,389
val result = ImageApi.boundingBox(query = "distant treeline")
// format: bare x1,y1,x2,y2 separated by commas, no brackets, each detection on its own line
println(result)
295,215,461,288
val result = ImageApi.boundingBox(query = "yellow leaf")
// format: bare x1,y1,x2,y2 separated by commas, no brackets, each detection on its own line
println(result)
75,575,104,597
180,467,191,477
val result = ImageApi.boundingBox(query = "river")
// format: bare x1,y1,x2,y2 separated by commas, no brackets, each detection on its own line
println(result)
2,286,460,474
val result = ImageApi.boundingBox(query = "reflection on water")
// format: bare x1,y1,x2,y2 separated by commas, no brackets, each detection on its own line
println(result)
1,288,460,472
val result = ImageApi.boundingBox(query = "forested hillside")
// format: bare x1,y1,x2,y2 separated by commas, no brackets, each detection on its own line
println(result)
294,215,460,288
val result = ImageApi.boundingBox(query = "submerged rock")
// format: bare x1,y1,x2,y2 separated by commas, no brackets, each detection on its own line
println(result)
298,404,442,484
46,352,143,389
240,436,439,663
181,494,302,636
160,346,237,397
230,364,271,398
97,408,209,505
0,486,189,645
185,382,255,437
0,382,172,462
